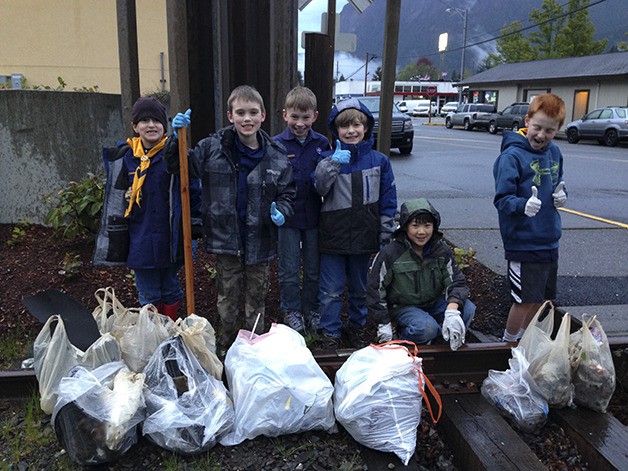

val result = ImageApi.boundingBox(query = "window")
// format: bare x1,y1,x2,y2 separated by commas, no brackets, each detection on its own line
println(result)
599,109,613,119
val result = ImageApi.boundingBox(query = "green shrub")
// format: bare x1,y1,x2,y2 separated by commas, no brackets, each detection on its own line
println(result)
6,219,30,247
454,246,476,270
44,172,104,240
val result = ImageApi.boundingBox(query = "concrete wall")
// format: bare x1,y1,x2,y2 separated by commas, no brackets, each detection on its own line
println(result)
0,0,169,95
0,90,124,224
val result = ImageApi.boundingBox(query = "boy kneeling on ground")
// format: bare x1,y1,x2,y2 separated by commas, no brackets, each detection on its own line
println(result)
366,198,476,350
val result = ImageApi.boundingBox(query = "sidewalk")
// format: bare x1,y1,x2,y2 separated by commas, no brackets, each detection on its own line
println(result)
434,197,628,338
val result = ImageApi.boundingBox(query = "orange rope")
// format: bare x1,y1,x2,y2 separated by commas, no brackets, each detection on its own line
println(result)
372,340,443,423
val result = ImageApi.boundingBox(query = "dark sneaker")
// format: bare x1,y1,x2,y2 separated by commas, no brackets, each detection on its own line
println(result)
345,326,369,349
306,310,321,333
283,310,305,333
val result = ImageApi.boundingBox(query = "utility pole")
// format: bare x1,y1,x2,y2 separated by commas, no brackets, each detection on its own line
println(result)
363,52,375,96
377,0,401,156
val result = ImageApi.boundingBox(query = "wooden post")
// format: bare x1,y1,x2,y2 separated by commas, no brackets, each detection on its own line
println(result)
177,129,195,315
377,0,401,156
115,0,140,136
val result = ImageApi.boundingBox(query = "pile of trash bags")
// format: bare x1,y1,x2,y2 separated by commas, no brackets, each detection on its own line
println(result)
481,301,616,433
31,287,440,466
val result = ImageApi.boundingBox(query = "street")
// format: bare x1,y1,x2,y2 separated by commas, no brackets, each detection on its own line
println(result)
387,118,628,322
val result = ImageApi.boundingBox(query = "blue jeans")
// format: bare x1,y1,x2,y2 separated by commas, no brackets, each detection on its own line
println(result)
134,265,183,306
395,298,476,345
318,253,371,338
278,227,320,315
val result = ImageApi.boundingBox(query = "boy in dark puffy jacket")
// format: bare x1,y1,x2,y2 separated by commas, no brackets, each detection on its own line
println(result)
315,98,397,350
366,198,475,351
93,97,202,320
169,85,295,355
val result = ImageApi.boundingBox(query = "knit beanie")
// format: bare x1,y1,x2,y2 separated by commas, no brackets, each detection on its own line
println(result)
131,97,168,130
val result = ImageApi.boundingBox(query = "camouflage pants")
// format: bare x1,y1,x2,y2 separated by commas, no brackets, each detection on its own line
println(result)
215,254,270,349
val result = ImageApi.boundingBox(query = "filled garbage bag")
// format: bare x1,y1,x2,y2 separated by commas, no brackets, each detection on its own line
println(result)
33,314,121,414
333,342,431,466
174,314,223,380
520,302,574,408
569,314,616,413
481,346,549,433
220,324,336,446
142,336,235,455
52,361,145,465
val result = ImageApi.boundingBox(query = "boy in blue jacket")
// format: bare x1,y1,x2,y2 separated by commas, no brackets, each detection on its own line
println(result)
493,93,567,342
273,86,330,333
93,96,202,320
315,98,397,349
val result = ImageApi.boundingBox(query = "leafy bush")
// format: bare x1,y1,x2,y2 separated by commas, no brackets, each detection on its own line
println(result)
454,246,476,270
6,219,30,247
44,172,104,240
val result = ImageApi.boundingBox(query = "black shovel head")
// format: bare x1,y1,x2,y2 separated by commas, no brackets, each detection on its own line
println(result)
22,289,101,351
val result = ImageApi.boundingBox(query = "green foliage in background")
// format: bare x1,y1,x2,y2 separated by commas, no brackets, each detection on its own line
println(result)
44,172,104,240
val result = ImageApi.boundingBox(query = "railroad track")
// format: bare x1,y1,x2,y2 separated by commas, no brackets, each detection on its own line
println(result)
2,338,627,470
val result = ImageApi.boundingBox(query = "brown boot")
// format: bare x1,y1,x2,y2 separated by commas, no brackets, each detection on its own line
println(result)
162,301,180,321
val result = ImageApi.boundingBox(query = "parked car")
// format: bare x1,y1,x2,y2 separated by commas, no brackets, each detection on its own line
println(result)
356,96,414,154
439,101,459,116
444,103,496,131
564,106,628,147
396,101,408,113
412,100,438,117
487,103,530,134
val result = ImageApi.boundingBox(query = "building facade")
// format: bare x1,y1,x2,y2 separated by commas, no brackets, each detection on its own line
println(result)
457,52,628,122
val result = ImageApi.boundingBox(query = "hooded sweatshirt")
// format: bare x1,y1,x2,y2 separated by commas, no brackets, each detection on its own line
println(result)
493,129,564,252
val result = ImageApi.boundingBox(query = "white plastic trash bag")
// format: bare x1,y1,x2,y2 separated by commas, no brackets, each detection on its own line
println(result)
174,314,223,380
481,346,549,433
220,324,336,446
110,304,173,372
142,336,235,455
52,361,145,465
33,314,121,414
569,314,616,412
333,342,439,466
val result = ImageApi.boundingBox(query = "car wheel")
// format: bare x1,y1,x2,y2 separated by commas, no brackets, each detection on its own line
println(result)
463,119,472,131
511,122,520,132
566,128,579,144
604,129,619,147
398,144,413,155
488,121,497,134
445,117,453,129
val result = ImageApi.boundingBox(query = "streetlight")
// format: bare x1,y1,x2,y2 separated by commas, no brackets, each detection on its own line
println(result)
446,7,467,103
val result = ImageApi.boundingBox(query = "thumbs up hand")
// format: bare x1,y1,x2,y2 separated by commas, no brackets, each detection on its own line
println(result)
524,186,542,217
552,181,567,208
331,139,351,164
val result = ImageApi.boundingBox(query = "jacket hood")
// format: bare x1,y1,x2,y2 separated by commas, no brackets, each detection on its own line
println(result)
327,98,375,142
395,198,442,237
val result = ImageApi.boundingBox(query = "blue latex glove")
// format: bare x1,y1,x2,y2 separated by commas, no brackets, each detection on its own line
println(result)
270,202,285,226
172,109,192,137
331,139,350,164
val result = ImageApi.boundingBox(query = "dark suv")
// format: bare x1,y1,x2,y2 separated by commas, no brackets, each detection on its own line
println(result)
357,96,414,154
488,103,530,134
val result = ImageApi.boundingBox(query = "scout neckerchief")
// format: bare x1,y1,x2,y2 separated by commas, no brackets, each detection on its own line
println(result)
124,136,167,217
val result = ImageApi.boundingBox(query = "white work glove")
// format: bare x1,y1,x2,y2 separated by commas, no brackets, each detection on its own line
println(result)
442,309,466,351
524,185,542,217
377,323,393,343
552,181,567,208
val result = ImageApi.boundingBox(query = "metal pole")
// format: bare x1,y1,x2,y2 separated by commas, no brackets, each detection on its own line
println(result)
459,10,467,103
364,52,369,96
